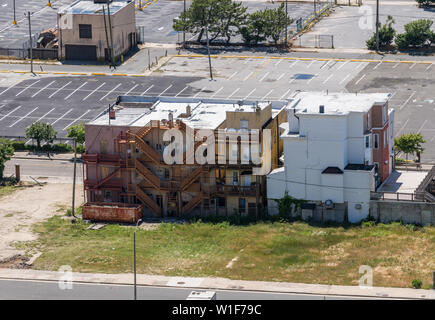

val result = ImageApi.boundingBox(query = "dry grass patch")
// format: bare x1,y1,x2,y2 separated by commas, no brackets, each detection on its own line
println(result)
15,217,435,289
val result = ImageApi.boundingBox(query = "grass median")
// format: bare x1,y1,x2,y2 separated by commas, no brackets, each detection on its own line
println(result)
16,216,435,289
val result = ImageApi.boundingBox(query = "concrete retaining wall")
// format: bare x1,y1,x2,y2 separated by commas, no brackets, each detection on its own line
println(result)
369,201,435,226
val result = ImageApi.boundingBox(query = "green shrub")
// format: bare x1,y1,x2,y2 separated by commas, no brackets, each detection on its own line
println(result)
11,140,26,151
366,16,396,50
411,279,423,289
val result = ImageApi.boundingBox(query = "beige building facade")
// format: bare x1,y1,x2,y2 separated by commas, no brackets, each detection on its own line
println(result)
58,1,136,61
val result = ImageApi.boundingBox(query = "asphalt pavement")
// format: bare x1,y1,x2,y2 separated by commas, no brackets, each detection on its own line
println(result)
0,279,385,300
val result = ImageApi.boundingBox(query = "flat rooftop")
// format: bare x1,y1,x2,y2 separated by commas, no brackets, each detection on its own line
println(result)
87,96,277,129
59,1,129,15
288,91,391,115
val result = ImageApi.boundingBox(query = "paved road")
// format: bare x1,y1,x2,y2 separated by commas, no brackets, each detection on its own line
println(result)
4,157,83,183
0,279,382,300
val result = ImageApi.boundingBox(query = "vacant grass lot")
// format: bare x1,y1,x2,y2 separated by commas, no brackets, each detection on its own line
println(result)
17,217,435,289
0,185,20,198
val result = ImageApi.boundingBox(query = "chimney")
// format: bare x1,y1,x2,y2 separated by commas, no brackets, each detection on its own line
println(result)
168,111,173,123
319,105,325,114
186,105,191,117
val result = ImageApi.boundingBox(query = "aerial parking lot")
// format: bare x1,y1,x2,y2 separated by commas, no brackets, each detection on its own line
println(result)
0,54,434,161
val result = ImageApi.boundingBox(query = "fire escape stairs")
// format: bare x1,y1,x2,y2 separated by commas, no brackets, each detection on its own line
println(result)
135,159,161,190
136,186,162,216
180,166,207,191
182,192,203,215
87,168,121,190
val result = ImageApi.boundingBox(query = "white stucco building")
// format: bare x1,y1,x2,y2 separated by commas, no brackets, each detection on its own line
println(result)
267,91,394,223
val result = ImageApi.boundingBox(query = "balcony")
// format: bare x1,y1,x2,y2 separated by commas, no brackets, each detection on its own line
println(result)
83,153,126,166
211,184,259,197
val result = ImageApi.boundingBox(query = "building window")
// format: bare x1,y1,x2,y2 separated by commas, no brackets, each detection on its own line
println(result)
384,131,387,147
164,168,170,180
374,134,379,149
239,198,246,213
232,171,239,185
240,120,249,130
79,24,92,39
217,197,226,207
365,135,370,148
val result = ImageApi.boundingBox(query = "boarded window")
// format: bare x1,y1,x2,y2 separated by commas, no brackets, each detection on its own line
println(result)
79,24,92,39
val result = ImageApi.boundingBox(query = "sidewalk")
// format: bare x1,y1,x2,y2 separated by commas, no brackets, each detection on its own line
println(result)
12,151,79,162
0,268,432,299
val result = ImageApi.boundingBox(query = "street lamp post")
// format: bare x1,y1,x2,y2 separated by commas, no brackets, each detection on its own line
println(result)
205,25,213,81
285,0,288,48
12,0,17,25
134,218,142,300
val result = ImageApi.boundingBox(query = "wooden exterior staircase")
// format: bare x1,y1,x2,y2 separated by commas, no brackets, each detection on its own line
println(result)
182,192,203,215
136,186,162,216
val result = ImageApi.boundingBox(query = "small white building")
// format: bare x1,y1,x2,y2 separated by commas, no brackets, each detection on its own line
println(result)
267,92,393,223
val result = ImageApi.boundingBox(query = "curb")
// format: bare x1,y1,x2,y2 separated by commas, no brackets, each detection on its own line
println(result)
12,156,81,162
0,269,432,300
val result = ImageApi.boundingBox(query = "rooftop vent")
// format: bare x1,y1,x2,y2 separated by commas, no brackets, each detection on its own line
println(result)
319,105,325,114
94,0,113,4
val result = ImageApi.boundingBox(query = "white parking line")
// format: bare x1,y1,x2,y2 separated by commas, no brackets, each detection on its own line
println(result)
396,118,409,136
355,74,366,85
159,84,173,97
175,86,188,97
243,72,254,81
275,59,282,66
417,119,428,133
262,89,274,100
339,74,350,85
392,63,399,69
244,89,256,100
323,74,333,84
0,104,4,111
307,74,318,84
31,81,56,98
289,60,298,68
0,106,21,122
307,60,316,68
228,71,238,80
8,107,38,127
123,84,138,96
51,109,73,126
64,82,88,100
141,84,154,96
63,110,91,131
228,88,240,99
289,77,296,84
409,63,416,69
337,60,349,70
373,62,382,70
280,88,292,100
355,62,364,70
399,91,416,110
426,63,432,70
211,87,223,98
320,61,330,70
0,82,18,97
48,81,72,99
259,72,270,82
244,58,251,64
277,73,285,81
100,83,121,101
16,80,40,97
35,108,55,123
193,87,206,98
83,82,106,101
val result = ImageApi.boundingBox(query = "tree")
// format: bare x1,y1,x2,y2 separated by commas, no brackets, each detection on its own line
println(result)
240,4,293,45
173,0,247,43
25,122,57,149
394,133,426,162
66,123,85,145
0,138,14,180
366,15,396,50
415,0,435,7
395,19,434,49
262,3,293,45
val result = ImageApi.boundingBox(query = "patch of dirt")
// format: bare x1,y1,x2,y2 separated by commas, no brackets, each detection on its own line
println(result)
0,183,83,261
0,254,30,269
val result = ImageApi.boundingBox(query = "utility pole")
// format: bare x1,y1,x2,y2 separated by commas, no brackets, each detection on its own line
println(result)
26,12,33,74
102,6,113,68
72,138,77,219
375,0,380,51
12,0,17,25
106,3,115,68
183,0,186,47
205,25,213,81
134,218,142,301
285,0,288,47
